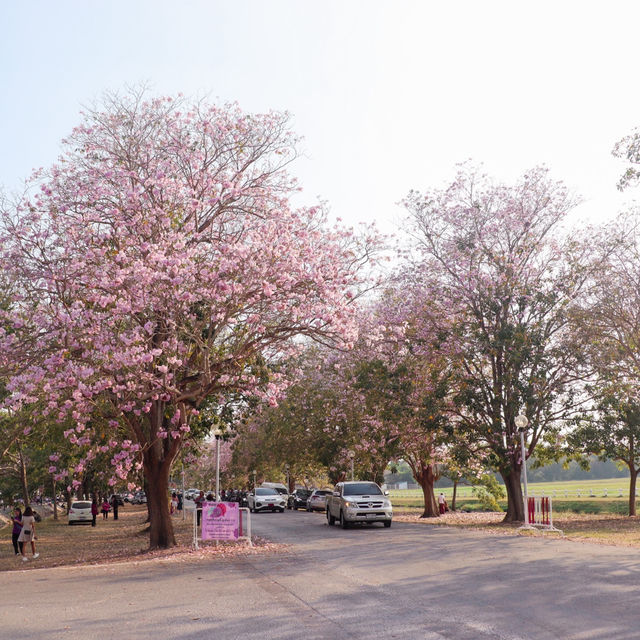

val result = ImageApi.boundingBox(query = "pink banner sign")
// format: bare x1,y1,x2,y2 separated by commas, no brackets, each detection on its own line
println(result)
201,501,239,541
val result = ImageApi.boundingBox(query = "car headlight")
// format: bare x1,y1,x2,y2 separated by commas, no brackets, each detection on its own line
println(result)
344,500,357,507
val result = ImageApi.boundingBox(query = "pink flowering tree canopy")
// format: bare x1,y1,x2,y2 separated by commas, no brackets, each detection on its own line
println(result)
0,90,376,548
402,164,594,522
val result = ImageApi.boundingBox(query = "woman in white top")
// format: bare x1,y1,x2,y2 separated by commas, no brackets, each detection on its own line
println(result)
18,506,39,562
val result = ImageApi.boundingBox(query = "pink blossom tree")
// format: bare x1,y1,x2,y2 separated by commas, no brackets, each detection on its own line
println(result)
0,90,376,548
402,165,593,522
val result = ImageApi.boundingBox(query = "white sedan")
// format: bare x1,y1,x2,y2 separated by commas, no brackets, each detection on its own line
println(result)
307,489,332,512
247,488,286,513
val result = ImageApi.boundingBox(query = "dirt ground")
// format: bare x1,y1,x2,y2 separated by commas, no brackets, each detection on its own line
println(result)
0,504,279,571
394,509,640,546
4,505,640,572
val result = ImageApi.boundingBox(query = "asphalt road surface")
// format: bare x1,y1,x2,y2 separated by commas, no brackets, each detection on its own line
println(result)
2,509,640,639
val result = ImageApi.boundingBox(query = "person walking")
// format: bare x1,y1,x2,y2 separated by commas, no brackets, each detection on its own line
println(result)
18,506,39,562
11,507,23,556
195,491,205,526
91,497,98,526
101,498,110,519
110,494,119,520
438,492,447,515
171,493,178,515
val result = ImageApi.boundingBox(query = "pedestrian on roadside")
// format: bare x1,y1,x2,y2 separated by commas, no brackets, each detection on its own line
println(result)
110,494,119,520
438,492,447,515
91,497,98,526
11,507,23,556
177,492,183,512
101,498,110,519
195,491,205,526
171,492,178,514
18,506,39,562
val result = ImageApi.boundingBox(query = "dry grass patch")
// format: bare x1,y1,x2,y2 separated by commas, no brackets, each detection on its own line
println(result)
395,509,640,547
0,505,280,572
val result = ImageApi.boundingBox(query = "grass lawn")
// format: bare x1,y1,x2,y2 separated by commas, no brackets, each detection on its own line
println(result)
0,504,270,572
390,476,635,503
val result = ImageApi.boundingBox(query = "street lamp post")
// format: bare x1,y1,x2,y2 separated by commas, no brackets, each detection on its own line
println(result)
181,461,186,521
252,469,257,492
213,427,222,501
285,464,290,492
348,450,355,482
515,414,529,525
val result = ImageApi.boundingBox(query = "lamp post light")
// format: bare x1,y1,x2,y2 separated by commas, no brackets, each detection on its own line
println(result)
347,450,355,482
181,460,186,521
213,427,223,501
515,414,529,525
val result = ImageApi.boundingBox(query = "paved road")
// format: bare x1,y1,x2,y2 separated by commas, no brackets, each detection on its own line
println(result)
2,509,640,639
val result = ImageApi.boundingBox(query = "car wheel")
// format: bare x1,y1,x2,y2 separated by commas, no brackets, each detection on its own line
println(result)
279,508,285,513
327,509,335,526
384,520,392,528
340,511,349,529
68,521,73,526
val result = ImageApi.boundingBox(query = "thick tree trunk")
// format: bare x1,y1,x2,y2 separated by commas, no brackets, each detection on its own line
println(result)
500,466,524,522
18,444,29,506
418,465,439,518
143,449,176,550
628,467,637,517
451,480,458,512
143,476,151,524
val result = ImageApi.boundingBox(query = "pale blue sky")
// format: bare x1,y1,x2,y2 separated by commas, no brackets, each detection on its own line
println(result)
2,1,639,232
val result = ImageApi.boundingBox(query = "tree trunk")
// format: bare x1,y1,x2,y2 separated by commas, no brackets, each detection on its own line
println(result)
52,477,58,520
143,449,176,550
417,465,439,518
500,466,524,522
451,480,458,512
143,476,151,524
18,444,29,506
628,466,637,517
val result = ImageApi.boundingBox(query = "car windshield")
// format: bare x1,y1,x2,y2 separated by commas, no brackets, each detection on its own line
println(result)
72,502,91,509
255,488,278,496
342,483,383,496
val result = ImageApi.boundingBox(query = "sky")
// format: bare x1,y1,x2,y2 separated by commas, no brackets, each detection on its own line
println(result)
1,1,639,234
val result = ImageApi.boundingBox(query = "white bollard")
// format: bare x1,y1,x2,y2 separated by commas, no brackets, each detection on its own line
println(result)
603,488,608,497
619,488,623,498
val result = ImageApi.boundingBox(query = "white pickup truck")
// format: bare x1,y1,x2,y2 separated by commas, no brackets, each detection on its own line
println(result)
326,481,393,528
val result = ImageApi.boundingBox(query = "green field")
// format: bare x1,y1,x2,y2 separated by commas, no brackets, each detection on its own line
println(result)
389,477,636,514
390,476,633,500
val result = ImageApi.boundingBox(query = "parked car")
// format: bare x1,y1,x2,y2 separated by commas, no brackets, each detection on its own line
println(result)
247,487,287,513
68,500,93,525
260,482,289,497
326,481,392,528
288,488,312,510
306,489,332,512
131,492,147,504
